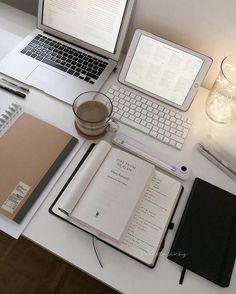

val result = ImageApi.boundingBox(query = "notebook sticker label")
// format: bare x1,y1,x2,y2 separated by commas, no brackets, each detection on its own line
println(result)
1,182,31,213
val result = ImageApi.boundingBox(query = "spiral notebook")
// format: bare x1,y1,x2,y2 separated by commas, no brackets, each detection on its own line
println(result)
0,100,23,136
0,98,78,223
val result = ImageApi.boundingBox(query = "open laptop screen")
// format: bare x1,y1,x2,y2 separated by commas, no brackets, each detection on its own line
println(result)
42,0,128,54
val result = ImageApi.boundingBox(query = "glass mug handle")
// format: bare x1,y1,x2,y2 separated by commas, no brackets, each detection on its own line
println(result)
105,117,119,133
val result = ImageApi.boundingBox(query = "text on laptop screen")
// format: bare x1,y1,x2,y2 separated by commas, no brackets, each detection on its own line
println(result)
125,34,204,106
42,0,128,54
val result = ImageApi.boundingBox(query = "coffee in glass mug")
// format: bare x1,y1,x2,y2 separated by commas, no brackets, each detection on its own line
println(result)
73,91,116,137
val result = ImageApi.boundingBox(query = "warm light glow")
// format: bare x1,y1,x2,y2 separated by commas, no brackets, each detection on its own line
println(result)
206,56,236,123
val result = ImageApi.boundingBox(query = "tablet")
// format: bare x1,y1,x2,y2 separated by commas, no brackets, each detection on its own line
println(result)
119,29,212,111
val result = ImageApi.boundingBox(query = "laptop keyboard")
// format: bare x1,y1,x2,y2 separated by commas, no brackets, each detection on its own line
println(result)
106,84,192,150
21,34,108,84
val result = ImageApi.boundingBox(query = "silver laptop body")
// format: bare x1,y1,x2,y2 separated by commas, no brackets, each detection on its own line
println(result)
0,0,134,104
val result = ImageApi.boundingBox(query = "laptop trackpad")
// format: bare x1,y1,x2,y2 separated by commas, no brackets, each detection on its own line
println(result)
26,65,67,92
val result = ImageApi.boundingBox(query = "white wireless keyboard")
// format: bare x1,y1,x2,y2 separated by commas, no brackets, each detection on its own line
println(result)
106,84,192,150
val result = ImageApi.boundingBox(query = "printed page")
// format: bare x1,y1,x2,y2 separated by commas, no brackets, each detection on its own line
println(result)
58,141,111,215
116,170,182,265
43,0,128,53
71,143,155,243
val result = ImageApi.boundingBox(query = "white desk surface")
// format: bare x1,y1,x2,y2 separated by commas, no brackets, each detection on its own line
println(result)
0,3,236,294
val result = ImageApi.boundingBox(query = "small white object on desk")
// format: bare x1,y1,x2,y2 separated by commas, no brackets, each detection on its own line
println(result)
197,141,236,180
112,132,191,180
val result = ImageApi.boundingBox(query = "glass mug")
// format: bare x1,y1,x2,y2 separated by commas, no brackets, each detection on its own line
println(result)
206,55,236,123
73,91,118,138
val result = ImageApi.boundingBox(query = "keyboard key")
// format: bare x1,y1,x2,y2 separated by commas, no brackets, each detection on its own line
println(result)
170,140,176,146
74,71,80,77
150,130,157,137
176,143,183,149
135,117,141,123
164,137,170,144
87,72,99,80
170,134,184,144
157,134,164,141
42,58,68,72
67,69,75,75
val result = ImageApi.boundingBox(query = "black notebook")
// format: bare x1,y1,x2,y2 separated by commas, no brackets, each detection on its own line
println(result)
168,177,236,287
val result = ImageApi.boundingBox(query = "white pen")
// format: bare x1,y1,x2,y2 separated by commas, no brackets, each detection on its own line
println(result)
112,132,191,180
1,78,30,92
197,142,236,179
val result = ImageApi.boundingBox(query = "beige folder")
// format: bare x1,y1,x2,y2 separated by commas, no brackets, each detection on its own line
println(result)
0,112,78,223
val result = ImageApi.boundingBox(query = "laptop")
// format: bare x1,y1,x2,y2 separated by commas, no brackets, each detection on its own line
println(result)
0,0,135,104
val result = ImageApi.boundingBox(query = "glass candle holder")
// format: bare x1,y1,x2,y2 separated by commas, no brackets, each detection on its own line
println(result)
206,55,236,123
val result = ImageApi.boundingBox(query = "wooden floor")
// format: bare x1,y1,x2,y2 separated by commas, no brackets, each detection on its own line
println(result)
0,232,119,294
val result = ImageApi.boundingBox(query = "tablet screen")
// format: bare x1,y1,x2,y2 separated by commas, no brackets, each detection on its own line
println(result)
124,34,204,107
119,30,212,111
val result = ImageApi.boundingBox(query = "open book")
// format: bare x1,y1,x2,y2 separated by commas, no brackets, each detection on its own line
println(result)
51,141,182,267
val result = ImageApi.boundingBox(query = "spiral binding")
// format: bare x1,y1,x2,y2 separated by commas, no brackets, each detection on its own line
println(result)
0,102,22,136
